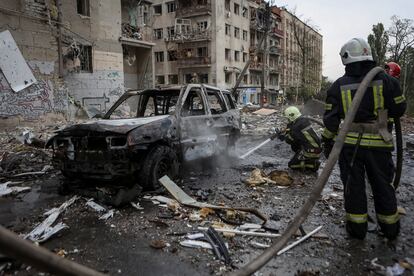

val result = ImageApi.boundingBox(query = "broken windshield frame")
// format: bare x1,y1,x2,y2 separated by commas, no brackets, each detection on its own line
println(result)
103,89,181,119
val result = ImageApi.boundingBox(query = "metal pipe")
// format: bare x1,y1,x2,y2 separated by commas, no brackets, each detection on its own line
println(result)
229,67,385,276
0,225,106,276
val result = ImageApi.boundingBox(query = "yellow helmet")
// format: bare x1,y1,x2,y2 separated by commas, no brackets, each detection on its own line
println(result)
284,106,301,122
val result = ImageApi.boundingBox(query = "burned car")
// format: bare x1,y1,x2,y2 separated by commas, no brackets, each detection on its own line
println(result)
49,84,241,190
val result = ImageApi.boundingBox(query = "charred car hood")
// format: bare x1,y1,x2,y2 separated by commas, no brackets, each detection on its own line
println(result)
58,115,171,135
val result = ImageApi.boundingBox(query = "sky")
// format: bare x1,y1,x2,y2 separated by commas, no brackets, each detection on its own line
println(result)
272,0,414,81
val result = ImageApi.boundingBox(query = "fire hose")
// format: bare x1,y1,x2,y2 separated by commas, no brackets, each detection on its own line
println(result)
229,67,404,276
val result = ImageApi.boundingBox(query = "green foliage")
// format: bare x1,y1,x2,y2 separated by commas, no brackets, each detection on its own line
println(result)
367,23,388,65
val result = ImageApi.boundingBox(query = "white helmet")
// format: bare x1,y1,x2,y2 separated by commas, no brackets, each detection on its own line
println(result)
339,38,373,65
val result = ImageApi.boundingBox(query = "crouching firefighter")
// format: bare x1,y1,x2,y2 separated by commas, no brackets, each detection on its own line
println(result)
271,106,322,172
322,38,406,240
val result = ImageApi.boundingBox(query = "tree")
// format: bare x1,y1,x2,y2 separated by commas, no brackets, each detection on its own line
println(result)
314,76,332,101
388,15,414,64
367,23,388,65
289,11,322,102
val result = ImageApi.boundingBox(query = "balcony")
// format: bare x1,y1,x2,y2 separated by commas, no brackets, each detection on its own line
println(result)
176,1,212,18
271,28,284,38
177,56,211,68
249,62,264,71
170,30,212,43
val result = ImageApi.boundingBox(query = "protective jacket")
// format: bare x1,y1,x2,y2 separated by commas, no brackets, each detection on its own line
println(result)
322,61,406,150
322,61,406,240
286,116,322,156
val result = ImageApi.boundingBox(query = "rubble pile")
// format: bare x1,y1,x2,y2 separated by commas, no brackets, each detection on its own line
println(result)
241,108,284,136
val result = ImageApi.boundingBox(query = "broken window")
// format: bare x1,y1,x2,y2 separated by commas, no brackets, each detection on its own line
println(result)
234,50,240,61
225,48,231,61
153,28,163,39
181,88,206,116
234,3,239,15
153,4,162,14
199,74,208,83
140,92,180,117
243,52,247,62
197,47,207,57
167,26,175,39
234,27,240,38
197,21,208,32
223,93,235,109
79,45,92,72
225,24,231,36
156,75,165,85
168,74,178,84
168,51,178,61
185,74,193,84
242,6,248,17
77,0,90,16
206,89,226,114
225,0,230,11
243,30,248,41
225,72,232,83
166,1,176,13
109,95,139,119
155,51,164,62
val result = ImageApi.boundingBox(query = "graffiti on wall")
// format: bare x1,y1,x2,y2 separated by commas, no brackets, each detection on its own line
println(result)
0,72,54,118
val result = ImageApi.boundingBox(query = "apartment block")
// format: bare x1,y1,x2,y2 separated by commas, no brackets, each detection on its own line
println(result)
0,0,155,119
150,0,284,104
280,8,323,97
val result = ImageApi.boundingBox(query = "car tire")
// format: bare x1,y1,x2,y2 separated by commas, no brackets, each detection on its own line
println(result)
140,145,179,190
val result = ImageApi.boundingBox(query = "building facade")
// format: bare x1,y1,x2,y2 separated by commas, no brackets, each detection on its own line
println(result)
0,0,155,119
0,0,323,120
150,0,284,102
280,8,323,99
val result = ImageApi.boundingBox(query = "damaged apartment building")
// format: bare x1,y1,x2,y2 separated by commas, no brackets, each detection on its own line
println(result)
0,0,155,119
0,0,322,120
150,0,285,105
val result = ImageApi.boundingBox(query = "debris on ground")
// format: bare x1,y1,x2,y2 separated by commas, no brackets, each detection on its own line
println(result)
86,199,106,213
150,240,168,249
0,181,30,197
130,202,144,210
99,209,114,220
159,175,268,222
25,196,79,243
243,168,293,187
204,227,231,265
253,108,278,116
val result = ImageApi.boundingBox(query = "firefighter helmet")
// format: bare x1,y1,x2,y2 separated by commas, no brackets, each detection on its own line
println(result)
339,38,373,65
385,62,401,78
284,106,301,122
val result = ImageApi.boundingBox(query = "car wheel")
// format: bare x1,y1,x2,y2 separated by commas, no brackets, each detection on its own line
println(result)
140,145,179,190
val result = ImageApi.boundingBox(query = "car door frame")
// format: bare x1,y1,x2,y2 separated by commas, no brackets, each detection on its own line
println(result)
176,84,216,161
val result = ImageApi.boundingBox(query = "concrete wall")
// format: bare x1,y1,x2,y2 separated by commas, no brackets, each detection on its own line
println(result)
0,0,67,119
61,0,124,113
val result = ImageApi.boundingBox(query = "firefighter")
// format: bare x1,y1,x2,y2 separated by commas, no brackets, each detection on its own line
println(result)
385,62,401,79
272,106,322,171
322,38,406,240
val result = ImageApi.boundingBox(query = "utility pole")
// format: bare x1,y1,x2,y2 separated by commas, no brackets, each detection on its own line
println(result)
56,0,64,77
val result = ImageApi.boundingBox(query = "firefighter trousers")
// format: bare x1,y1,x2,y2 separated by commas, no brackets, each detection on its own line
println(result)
338,147,400,240
288,151,320,172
